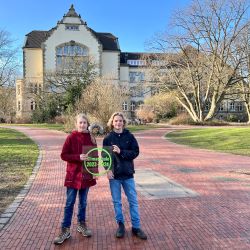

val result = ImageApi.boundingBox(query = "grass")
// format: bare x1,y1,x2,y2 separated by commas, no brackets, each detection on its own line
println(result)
127,124,163,132
3,123,65,131
0,128,39,214
166,127,250,156
1,123,162,133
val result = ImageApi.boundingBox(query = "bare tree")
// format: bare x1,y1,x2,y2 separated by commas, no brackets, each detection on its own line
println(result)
76,76,129,127
0,30,19,87
0,29,19,122
44,57,97,110
0,86,15,122
144,91,180,120
236,26,250,122
148,0,249,122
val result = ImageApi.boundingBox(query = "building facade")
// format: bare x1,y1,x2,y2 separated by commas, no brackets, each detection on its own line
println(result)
16,5,151,120
16,5,247,122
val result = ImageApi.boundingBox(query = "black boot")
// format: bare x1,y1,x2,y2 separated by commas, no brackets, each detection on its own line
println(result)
132,228,147,240
116,222,125,238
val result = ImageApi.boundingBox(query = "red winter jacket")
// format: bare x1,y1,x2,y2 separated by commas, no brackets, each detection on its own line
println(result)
61,130,98,189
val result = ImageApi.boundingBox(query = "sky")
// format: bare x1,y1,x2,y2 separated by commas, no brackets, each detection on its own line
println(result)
0,0,191,53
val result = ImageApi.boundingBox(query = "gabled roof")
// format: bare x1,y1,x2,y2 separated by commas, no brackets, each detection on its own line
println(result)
23,29,120,51
23,5,120,51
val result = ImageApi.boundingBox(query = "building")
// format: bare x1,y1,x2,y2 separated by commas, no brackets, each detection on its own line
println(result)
16,5,247,122
16,5,151,120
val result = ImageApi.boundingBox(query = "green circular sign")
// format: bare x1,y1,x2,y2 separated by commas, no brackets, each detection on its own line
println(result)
83,147,112,176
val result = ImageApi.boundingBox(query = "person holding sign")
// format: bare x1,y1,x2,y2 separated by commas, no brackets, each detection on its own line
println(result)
103,112,147,240
54,113,98,245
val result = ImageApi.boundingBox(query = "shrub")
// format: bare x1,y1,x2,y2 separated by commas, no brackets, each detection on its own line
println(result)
169,113,193,125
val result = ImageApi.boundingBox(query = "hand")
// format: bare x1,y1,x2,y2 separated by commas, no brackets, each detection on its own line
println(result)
112,145,120,154
107,170,114,180
80,154,88,161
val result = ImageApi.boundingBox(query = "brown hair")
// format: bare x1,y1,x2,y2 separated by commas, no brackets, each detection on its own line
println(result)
107,112,127,130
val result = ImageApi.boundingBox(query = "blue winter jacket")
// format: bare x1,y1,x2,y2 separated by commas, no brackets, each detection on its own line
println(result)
102,129,139,179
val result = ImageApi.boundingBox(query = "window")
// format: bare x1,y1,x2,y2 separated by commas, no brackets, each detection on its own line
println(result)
238,102,243,111
56,43,89,69
122,101,128,111
127,60,146,66
219,104,224,111
31,101,35,111
205,103,210,111
129,72,145,83
39,84,42,94
65,25,79,31
34,84,38,94
229,102,235,111
131,101,136,111
18,101,21,111
130,87,136,97
17,85,21,95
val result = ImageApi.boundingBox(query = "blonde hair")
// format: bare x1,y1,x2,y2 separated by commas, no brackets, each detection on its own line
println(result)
75,113,96,144
75,113,90,127
107,112,127,130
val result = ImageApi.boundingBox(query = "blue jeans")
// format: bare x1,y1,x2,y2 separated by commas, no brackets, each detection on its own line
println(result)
109,178,140,229
62,187,89,228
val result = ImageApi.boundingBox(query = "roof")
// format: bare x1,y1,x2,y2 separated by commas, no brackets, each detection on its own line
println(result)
23,30,120,51
120,52,147,63
24,31,52,48
91,31,119,51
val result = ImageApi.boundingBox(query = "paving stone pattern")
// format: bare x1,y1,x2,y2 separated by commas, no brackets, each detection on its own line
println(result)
0,126,249,249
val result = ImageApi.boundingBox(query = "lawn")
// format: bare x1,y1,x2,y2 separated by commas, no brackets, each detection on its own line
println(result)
0,128,39,214
166,127,250,156
4,123,65,131
2,123,162,133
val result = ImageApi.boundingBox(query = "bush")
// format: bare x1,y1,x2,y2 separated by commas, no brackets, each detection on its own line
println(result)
136,105,155,123
226,114,239,122
169,113,230,126
169,113,193,125
52,115,66,124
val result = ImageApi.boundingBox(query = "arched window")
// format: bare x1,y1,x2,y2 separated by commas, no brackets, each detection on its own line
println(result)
56,42,89,69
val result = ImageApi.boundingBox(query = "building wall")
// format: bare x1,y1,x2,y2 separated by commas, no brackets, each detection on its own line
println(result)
24,48,43,78
120,65,129,83
44,23,102,73
101,51,119,80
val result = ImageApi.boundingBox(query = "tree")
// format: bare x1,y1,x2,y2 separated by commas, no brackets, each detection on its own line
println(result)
0,30,19,87
0,29,19,122
44,57,97,111
76,76,128,128
0,86,15,122
144,92,180,120
148,0,250,122
236,26,250,122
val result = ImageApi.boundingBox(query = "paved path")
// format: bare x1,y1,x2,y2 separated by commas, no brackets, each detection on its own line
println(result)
0,126,250,250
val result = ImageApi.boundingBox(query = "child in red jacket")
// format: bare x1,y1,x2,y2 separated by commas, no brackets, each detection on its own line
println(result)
54,113,98,245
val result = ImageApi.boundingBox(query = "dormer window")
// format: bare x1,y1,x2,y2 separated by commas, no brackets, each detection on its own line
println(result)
65,25,79,31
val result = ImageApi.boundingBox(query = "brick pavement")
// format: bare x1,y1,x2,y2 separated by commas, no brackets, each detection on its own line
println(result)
0,126,250,250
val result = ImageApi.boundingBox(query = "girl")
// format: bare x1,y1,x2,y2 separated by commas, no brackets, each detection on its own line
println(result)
54,113,98,245
103,112,147,240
